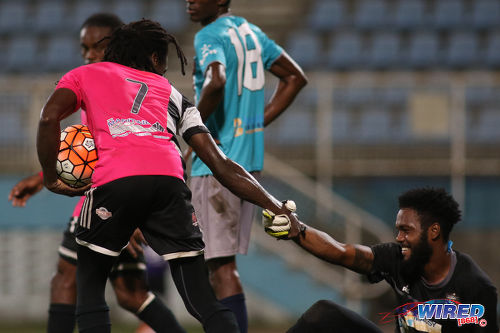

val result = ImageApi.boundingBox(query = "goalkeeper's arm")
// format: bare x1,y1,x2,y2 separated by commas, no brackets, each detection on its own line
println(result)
293,225,374,274
265,207,375,275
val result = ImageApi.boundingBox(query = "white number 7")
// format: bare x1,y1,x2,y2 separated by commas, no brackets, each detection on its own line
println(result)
126,78,149,114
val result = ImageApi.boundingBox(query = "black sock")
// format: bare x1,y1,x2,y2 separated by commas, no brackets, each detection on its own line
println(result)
47,303,76,333
220,294,248,333
137,293,186,333
169,255,240,333
77,304,111,333
75,246,116,333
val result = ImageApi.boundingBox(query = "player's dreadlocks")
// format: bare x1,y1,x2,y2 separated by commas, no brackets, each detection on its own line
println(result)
104,19,187,76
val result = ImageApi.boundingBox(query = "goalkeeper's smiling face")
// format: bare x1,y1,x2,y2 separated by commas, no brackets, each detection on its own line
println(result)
395,208,432,264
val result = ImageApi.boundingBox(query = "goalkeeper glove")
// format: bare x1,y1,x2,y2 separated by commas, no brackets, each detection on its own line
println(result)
262,200,297,239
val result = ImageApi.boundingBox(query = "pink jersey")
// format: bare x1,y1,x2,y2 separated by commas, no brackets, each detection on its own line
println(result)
56,62,207,187
72,196,85,217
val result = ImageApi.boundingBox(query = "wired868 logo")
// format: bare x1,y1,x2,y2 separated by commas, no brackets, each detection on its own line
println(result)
417,300,487,327
379,299,488,328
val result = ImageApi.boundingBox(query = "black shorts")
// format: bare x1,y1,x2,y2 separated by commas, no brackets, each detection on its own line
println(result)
59,216,146,276
75,175,204,260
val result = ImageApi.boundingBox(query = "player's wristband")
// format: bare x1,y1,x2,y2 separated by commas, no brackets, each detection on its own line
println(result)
290,222,307,241
38,171,44,181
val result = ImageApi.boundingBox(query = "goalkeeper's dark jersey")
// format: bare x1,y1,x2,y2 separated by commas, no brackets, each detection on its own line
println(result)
368,243,498,333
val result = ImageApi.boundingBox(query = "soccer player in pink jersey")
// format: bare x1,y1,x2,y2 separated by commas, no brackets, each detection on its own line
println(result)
37,19,299,333
9,14,184,333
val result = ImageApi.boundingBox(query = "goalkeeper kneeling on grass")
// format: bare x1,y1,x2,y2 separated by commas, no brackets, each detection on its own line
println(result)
263,188,499,333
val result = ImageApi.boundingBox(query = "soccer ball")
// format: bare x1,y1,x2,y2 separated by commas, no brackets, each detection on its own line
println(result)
56,124,98,188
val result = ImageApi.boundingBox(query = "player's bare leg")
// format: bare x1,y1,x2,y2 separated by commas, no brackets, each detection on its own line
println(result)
207,256,247,333
207,256,243,298
111,274,185,333
48,258,78,333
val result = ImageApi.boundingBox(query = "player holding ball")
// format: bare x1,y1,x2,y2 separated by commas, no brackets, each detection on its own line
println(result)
37,19,299,333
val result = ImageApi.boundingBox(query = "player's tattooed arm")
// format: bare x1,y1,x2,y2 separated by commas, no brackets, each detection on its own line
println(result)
292,225,374,274
350,245,375,274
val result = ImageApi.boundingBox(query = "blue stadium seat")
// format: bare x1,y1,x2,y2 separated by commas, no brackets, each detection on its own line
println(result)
0,1,29,34
485,32,500,68
345,87,375,107
327,32,363,70
357,109,392,142
378,87,409,108
268,111,316,145
265,87,317,145
445,32,479,68
353,0,388,30
110,0,144,23
393,0,426,30
331,110,350,142
5,36,38,72
407,32,440,69
471,0,500,30
0,109,24,145
34,1,66,33
68,1,106,31
469,109,500,142
42,36,81,72
150,0,187,33
466,86,495,108
432,0,466,30
307,0,347,32
286,31,322,69
367,32,400,69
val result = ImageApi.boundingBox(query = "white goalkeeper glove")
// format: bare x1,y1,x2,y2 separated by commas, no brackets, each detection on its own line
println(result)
262,200,297,239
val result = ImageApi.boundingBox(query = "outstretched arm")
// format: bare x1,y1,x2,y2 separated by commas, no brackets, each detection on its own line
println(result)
8,172,44,207
264,51,308,127
187,132,292,217
37,88,90,197
291,225,374,275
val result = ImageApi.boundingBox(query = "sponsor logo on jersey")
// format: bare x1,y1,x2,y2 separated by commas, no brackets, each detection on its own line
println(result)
199,44,217,66
96,207,112,220
107,118,169,139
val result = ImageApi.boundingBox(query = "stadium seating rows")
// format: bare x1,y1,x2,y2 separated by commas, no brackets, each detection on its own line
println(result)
307,0,500,32
0,0,188,73
265,86,500,144
287,30,500,70
2,0,500,72
289,0,500,70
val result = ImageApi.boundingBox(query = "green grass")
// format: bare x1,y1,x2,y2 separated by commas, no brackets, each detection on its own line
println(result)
0,322,204,333
0,322,288,333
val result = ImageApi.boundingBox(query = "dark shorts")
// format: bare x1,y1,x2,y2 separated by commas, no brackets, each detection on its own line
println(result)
59,216,146,276
75,175,205,260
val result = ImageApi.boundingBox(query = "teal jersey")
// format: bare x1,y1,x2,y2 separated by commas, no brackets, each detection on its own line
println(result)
191,15,283,176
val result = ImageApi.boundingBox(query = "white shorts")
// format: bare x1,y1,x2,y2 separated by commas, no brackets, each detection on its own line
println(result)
190,174,258,260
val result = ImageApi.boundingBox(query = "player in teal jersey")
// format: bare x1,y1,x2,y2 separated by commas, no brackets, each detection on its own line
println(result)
186,1,308,332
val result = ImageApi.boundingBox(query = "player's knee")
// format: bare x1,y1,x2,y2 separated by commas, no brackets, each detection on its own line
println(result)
302,300,337,322
207,257,240,287
51,259,77,294
112,278,149,313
